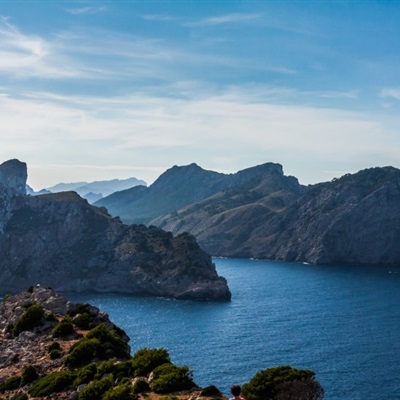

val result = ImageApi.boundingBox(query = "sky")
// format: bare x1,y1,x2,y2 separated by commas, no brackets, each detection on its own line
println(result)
0,0,399,190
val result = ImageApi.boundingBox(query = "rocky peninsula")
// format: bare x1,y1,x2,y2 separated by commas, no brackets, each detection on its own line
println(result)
0,287,324,399
0,159,230,301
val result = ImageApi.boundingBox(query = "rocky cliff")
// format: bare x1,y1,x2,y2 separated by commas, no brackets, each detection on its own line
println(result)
0,159,231,301
95,162,299,225
149,165,400,266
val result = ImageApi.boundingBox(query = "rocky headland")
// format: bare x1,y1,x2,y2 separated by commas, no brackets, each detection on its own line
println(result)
0,287,324,400
0,159,230,301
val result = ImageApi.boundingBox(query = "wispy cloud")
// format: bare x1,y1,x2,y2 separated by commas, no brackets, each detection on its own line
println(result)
380,88,400,101
187,13,262,27
65,6,107,16
1,85,397,188
142,14,176,22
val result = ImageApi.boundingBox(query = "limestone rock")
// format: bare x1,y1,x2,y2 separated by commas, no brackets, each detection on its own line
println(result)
0,159,231,301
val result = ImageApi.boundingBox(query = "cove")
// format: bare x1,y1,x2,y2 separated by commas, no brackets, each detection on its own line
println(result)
68,257,400,400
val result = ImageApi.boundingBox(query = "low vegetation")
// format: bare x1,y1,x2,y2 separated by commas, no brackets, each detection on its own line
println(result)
0,288,324,399
242,365,324,400
13,303,44,336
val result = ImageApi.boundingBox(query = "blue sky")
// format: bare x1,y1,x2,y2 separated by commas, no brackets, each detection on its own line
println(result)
0,1,399,189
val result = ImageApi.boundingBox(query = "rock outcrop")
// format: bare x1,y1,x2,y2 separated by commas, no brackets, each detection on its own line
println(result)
110,163,400,266
0,159,231,301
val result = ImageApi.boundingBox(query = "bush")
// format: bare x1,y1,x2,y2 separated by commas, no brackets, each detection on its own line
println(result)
112,360,134,381
0,376,21,393
86,323,130,360
132,378,150,394
73,313,95,330
242,366,323,400
47,341,61,352
28,370,76,397
52,317,75,338
64,338,100,368
274,379,325,400
132,348,170,376
13,304,44,336
21,364,38,385
150,363,195,394
78,376,113,400
103,382,134,400
74,363,98,388
45,312,57,322
49,349,62,359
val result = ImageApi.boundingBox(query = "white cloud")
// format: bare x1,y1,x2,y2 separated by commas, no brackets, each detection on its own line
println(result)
65,6,107,15
187,13,262,27
1,85,398,189
380,88,400,101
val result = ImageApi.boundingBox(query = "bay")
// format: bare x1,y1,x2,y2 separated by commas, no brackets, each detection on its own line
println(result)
68,258,400,399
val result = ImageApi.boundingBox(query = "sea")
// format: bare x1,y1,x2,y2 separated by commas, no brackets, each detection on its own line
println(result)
67,257,400,400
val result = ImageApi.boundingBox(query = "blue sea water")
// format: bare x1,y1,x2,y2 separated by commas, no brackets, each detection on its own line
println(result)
68,258,400,399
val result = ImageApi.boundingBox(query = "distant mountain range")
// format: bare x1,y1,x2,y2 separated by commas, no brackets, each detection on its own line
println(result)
29,177,147,203
96,162,400,266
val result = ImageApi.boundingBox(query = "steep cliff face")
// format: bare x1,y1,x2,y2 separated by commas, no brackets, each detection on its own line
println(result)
151,165,400,266
0,159,27,233
263,167,400,265
0,160,230,301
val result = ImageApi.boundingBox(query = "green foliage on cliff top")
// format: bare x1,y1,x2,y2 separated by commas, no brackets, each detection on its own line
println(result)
13,303,44,336
131,347,171,376
28,370,77,397
150,363,195,394
242,366,320,400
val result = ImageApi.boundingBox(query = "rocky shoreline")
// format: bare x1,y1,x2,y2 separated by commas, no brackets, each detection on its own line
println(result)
0,287,324,400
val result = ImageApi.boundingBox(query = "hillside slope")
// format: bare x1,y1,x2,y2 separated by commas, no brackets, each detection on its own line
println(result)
156,166,400,265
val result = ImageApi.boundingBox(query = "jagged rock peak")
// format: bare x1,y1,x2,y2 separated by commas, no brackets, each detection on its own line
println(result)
0,159,27,195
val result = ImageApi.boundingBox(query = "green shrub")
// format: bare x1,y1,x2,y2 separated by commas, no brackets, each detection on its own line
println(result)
47,341,61,352
73,313,95,330
0,376,21,393
95,359,116,378
74,363,98,388
112,360,134,381
64,338,100,368
45,312,57,322
28,370,76,397
2,294,10,302
68,303,91,316
49,349,62,359
86,323,129,360
132,348,170,376
13,304,44,336
274,379,325,400
150,363,195,394
103,382,134,400
242,366,319,400
78,376,113,400
52,317,75,338
21,364,38,385
132,378,150,394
